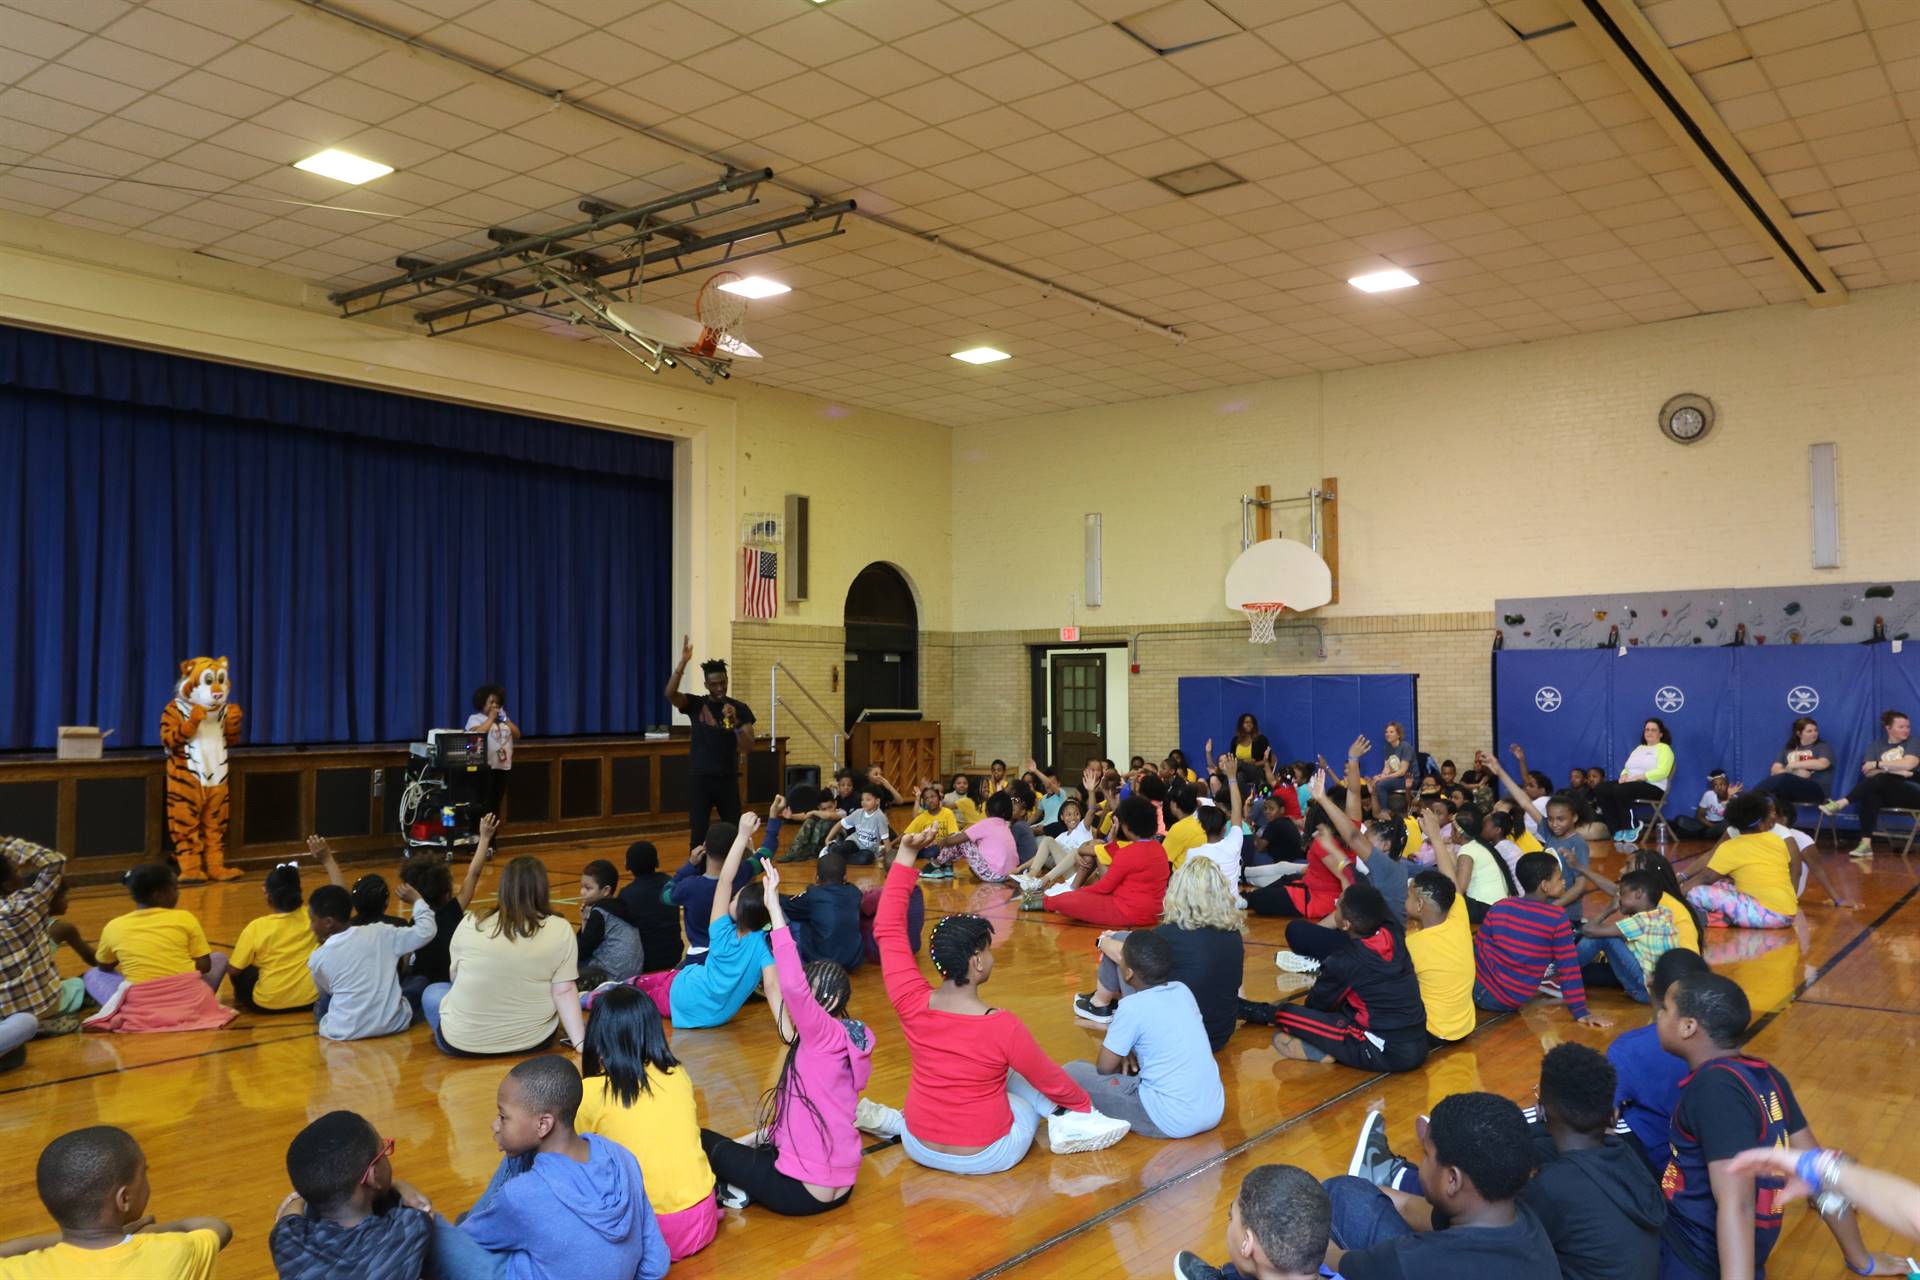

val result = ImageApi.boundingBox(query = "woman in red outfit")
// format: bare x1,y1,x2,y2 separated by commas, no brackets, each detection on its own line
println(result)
853,832,1131,1171
1044,796,1170,929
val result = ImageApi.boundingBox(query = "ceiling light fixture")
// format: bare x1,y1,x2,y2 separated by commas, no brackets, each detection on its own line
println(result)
951,347,1010,365
1151,161,1244,197
1347,268,1419,293
717,276,790,299
293,148,393,185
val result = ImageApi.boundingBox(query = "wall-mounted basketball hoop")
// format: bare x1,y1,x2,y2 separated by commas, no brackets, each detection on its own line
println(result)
1239,478,1339,606
1225,538,1333,644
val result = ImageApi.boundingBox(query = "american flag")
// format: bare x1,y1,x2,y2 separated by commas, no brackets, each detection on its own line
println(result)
740,546,778,618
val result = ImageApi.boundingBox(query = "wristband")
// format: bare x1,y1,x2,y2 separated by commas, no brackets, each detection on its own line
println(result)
1797,1149,1824,1191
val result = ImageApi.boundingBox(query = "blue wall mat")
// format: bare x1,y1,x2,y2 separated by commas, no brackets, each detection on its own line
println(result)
1177,675,1417,779
1494,649,1613,789
1495,645,1908,824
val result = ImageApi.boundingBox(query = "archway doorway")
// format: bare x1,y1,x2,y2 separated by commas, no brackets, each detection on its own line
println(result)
844,563,918,728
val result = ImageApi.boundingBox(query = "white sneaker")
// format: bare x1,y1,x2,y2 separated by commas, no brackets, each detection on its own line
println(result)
1275,950,1321,974
854,1096,900,1136
1044,881,1075,898
1047,1107,1130,1154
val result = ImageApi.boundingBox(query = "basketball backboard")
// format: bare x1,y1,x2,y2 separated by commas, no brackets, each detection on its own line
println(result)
1225,538,1333,613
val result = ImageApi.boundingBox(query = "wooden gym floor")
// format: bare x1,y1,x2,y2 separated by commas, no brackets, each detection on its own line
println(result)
6,829,1917,1279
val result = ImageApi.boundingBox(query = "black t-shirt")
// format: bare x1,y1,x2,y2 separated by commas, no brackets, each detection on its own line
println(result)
1154,924,1244,1052
1261,815,1303,861
1661,1056,1805,1276
687,695,754,776
617,873,684,972
1339,1202,1563,1280
407,898,467,985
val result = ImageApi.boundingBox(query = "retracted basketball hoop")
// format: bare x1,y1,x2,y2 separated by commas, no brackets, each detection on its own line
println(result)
1225,539,1332,643
691,270,748,358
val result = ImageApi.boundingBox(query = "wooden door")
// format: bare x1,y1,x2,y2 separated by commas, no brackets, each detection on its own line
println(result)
1050,655,1106,778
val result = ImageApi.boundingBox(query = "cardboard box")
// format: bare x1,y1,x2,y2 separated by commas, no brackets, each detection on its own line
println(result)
56,727,110,760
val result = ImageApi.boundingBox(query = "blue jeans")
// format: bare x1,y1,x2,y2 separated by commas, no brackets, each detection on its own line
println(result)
899,1072,1046,1175
422,982,451,1033
1577,934,1649,1002
427,1214,506,1280
1323,1174,1415,1251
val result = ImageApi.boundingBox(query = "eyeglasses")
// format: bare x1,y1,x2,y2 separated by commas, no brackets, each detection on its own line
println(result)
359,1137,396,1187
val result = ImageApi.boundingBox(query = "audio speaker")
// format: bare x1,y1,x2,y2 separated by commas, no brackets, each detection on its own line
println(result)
1084,512,1102,607
785,493,809,602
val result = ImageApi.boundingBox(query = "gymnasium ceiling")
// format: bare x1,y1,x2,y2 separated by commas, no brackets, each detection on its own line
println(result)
0,0,1914,426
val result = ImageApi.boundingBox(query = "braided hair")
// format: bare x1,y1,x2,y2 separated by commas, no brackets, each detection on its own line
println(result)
928,913,993,986
756,958,856,1157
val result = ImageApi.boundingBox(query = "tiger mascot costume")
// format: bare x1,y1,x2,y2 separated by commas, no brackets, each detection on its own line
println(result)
160,657,244,883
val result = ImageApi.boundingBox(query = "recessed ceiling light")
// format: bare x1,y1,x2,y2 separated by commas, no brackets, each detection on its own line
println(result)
717,276,790,299
951,347,1010,365
293,148,393,185
1151,161,1244,197
1348,268,1419,293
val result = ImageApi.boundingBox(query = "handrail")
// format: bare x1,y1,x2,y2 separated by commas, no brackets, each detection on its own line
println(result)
771,661,842,771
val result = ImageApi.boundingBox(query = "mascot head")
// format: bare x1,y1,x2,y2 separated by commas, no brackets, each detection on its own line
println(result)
176,657,232,710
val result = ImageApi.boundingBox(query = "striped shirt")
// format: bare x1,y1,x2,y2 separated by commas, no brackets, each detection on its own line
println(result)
1473,895,1589,1018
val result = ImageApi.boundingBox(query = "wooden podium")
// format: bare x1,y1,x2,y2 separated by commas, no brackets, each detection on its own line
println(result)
850,719,941,789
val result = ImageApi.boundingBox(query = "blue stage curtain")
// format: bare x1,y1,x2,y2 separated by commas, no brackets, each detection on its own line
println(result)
0,331,671,750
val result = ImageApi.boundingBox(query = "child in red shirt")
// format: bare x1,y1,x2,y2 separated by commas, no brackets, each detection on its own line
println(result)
1044,797,1170,929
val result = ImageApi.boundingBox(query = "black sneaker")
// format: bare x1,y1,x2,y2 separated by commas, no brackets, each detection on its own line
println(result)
1348,1107,1401,1185
1072,993,1115,1023
1173,1250,1223,1280
1237,997,1278,1026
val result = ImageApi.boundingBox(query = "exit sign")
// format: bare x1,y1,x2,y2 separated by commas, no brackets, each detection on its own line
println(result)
1059,626,1079,642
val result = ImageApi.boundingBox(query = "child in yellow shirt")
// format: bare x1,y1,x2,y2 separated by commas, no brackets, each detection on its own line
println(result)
229,864,319,1013
903,786,959,841
0,1125,231,1277
84,864,227,1005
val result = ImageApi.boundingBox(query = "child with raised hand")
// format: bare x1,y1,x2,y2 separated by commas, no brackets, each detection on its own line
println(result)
1419,801,1517,925
229,862,318,1014
1483,748,1591,924
903,783,959,844
1042,796,1171,928
778,848,865,970
271,1109,485,1279
82,864,238,1033
654,812,784,1031
1310,740,1411,924
856,830,1130,1171
1062,929,1223,1139
701,860,873,1216
0,1125,231,1276
576,986,718,1260
308,868,437,1043
669,819,760,958
458,1056,669,1280
577,859,645,984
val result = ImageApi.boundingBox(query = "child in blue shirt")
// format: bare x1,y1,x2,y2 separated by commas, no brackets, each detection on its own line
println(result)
1062,930,1223,1140
668,821,759,956
1609,947,1708,1173
458,1056,668,1280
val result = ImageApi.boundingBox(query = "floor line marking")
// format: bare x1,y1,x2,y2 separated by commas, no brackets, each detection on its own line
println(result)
0,1030,320,1097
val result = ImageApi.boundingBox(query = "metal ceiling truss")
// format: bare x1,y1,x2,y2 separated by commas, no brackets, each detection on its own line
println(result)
329,167,853,381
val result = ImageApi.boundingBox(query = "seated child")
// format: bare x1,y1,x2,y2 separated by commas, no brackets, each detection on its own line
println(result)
1347,1046,1663,1280
308,880,437,1042
1322,1092,1559,1278
457,1056,670,1280
859,877,923,967
615,841,683,973
0,837,71,1060
1575,868,1675,1003
1686,793,1856,927
903,784,959,844
702,872,872,1215
1064,931,1223,1140
643,817,780,1031
1656,971,1894,1278
0,1125,231,1276
779,849,865,970
929,791,1021,884
1171,1163,1332,1280
1013,797,1096,890
271,1109,485,1280
1472,853,1609,1030
349,875,407,928
1240,884,1429,1073
1402,870,1476,1048
40,880,98,1035
229,862,318,1014
1672,770,1735,840
398,856,463,1014
826,786,892,867
1042,797,1170,928
578,987,718,1260
577,860,645,983
669,822,760,957
1608,947,1710,1174
83,864,236,1034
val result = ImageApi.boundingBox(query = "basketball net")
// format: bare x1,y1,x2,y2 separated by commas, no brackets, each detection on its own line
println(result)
1242,602,1287,644
692,270,747,357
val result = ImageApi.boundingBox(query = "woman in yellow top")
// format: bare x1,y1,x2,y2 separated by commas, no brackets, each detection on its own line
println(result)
229,864,318,1012
577,984,718,1259
905,786,960,840
1230,713,1269,763
87,863,228,1003
1684,793,1858,928
1403,869,1476,1045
